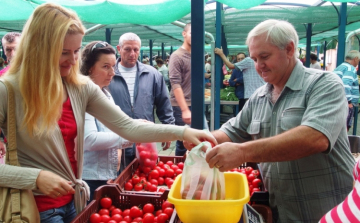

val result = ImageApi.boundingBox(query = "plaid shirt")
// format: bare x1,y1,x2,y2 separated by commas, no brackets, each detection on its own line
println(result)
221,61,355,223
234,57,266,98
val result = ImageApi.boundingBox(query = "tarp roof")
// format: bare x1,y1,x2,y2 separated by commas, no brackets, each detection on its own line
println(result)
0,0,360,55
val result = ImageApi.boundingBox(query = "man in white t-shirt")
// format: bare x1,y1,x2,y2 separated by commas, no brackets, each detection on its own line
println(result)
310,53,321,70
109,33,175,171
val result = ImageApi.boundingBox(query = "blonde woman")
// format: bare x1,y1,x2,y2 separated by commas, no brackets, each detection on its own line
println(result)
0,3,216,222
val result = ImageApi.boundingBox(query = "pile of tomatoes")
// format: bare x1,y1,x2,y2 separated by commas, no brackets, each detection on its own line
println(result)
124,160,184,192
228,166,262,195
136,143,159,174
89,197,174,223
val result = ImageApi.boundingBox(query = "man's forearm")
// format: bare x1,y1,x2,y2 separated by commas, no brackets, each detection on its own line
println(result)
211,130,232,144
242,125,329,163
173,88,189,112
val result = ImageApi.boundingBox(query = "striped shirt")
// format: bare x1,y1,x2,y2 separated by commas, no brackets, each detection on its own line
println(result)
234,57,266,99
118,64,137,105
320,160,360,223
333,62,359,104
221,61,354,222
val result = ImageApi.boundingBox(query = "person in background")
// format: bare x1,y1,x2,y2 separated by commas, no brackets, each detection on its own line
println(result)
156,58,170,92
215,46,265,104
0,3,217,222
0,32,21,77
109,33,175,171
168,23,209,156
80,41,134,202
310,53,322,70
201,19,354,222
205,57,211,73
333,50,360,131
142,58,148,65
229,52,246,110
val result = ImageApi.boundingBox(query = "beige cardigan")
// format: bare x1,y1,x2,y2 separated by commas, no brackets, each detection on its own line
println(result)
0,76,186,213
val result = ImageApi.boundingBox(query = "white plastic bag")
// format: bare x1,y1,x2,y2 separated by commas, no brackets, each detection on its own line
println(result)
180,141,225,200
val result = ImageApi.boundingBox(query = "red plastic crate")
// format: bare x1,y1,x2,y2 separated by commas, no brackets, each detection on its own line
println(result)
107,155,185,193
71,185,169,223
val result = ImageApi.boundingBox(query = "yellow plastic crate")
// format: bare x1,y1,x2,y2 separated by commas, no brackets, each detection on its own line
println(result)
168,172,250,223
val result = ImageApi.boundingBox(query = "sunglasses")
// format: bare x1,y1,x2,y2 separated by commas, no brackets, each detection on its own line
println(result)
91,41,108,52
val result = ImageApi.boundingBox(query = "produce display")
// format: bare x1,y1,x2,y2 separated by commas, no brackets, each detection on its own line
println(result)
89,197,174,223
227,165,263,196
220,87,238,101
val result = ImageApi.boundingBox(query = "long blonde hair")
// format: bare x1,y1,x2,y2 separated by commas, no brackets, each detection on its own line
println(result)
6,3,86,136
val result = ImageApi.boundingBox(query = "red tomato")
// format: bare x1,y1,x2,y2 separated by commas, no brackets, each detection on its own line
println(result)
157,161,164,167
163,207,174,217
252,178,262,188
142,213,155,223
89,213,101,223
252,169,260,178
143,203,155,214
193,190,203,200
177,162,184,170
142,166,152,174
156,209,163,216
144,182,152,191
166,161,174,166
111,208,122,216
111,214,123,222
119,221,128,223
164,177,172,185
175,169,182,176
139,151,150,160
123,215,132,223
150,179,158,187
122,209,130,216
130,206,142,218
162,201,174,211
100,197,112,209
132,175,140,185
148,184,157,192
137,145,146,152
158,169,165,177
157,213,169,223
163,164,170,169
157,177,164,185
134,183,143,191
247,173,255,182
158,187,166,193
149,170,160,179
108,220,117,223
108,205,116,212
245,167,253,175
133,217,143,222
155,166,162,171
98,209,110,216
171,164,179,171
166,179,174,188
101,214,111,223
125,181,133,191
165,169,175,178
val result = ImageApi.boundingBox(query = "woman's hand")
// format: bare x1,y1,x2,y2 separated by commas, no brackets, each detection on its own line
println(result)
36,170,75,199
182,128,217,150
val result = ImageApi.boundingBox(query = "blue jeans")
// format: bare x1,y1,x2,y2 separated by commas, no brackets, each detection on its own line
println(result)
84,180,108,204
172,106,209,156
39,200,76,223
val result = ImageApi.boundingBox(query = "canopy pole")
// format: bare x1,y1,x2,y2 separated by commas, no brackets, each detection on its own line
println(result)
149,40,153,66
105,28,112,45
161,43,165,60
337,3,347,66
191,0,205,130
323,41,327,71
305,23,312,68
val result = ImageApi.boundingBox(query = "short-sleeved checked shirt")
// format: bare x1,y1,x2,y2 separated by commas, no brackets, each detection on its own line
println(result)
234,57,266,99
221,61,355,223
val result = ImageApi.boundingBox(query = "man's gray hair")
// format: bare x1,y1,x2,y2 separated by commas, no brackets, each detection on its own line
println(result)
119,32,141,47
345,50,360,60
2,32,21,45
246,19,299,58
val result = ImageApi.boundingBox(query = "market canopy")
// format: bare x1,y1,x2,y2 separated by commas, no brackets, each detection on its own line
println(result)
0,0,360,55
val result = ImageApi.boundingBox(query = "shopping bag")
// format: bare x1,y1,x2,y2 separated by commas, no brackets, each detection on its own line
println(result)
0,80,40,223
135,142,158,174
180,141,225,200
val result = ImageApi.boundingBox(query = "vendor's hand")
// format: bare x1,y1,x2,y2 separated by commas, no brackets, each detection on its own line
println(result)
0,142,6,158
162,141,171,150
205,142,244,172
349,103,353,108
36,170,75,199
214,47,224,56
182,109,191,125
182,128,217,151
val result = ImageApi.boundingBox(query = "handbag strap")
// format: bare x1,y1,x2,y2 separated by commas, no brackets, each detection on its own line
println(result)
2,80,23,221
3,80,19,166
